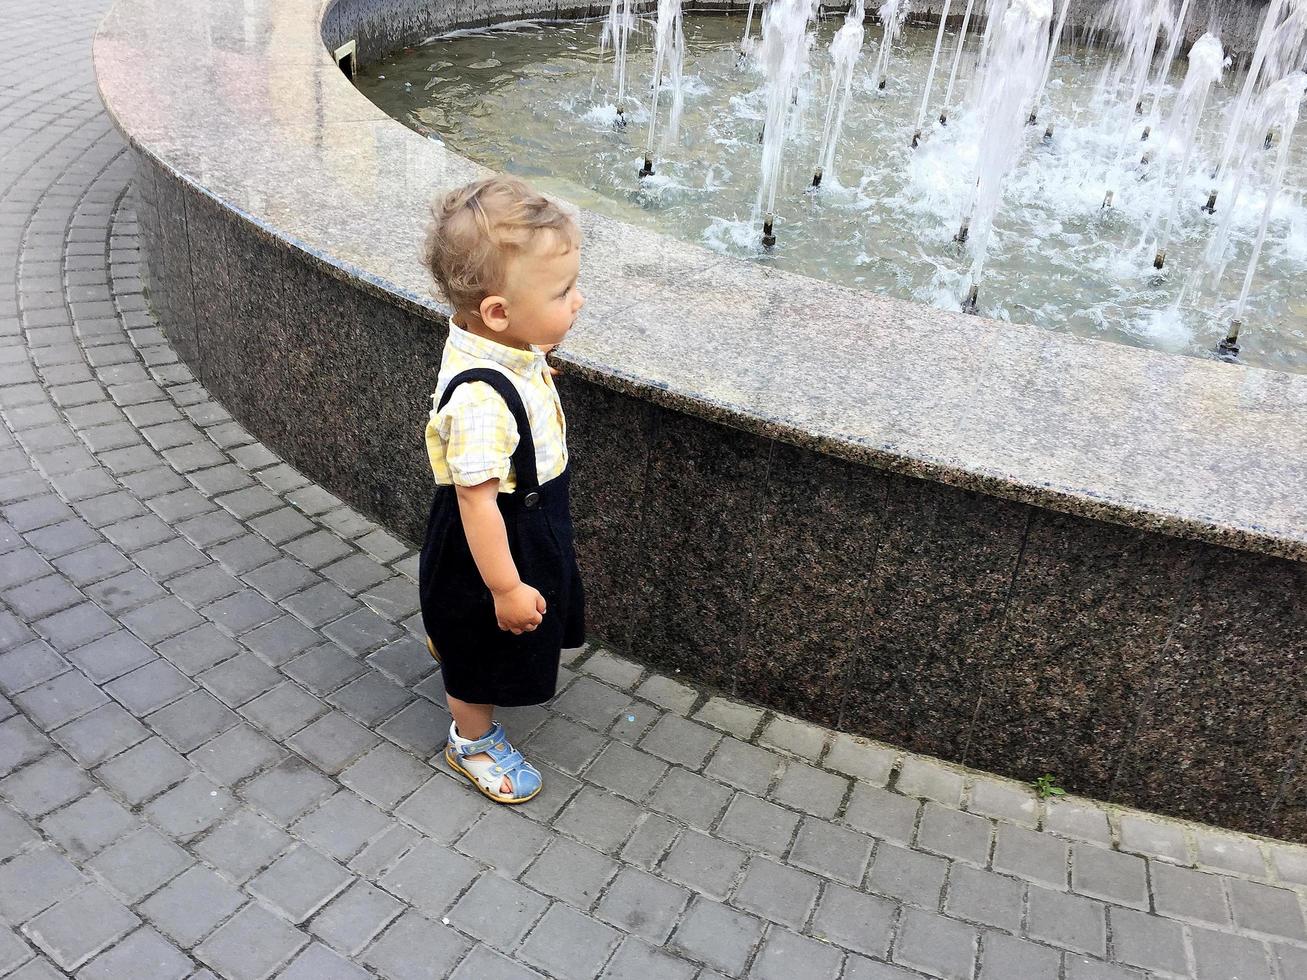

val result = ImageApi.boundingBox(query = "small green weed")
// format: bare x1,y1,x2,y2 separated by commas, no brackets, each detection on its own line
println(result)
1033,774,1066,799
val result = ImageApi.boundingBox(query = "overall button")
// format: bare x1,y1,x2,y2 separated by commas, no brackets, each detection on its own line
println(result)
524,491,540,509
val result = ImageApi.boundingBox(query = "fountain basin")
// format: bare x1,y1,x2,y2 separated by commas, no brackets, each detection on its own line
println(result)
94,0,1307,838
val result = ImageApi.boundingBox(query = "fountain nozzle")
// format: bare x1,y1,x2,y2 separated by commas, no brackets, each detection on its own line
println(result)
1027,109,1038,126
1218,319,1242,357
1153,249,1166,270
953,218,970,245
961,285,979,315
762,213,776,249
911,129,921,149
1102,190,1114,209
1140,125,1151,141
638,156,654,179
616,104,626,128
939,110,949,126
1140,150,1153,166
1202,190,1217,213
812,168,823,188
1264,128,1275,149
877,78,886,90
1043,123,1054,141
1135,99,1143,115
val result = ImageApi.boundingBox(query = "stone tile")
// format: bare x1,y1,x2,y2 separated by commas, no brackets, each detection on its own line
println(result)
86,568,165,615
717,793,800,858
992,823,1069,889
979,932,1061,980
377,697,449,757
0,752,93,818
87,827,192,902
1044,799,1112,845
146,688,240,752
553,786,642,855
39,788,138,861
454,807,550,877
168,565,243,609
1194,829,1267,877
365,634,437,686
0,641,67,695
51,543,131,588
521,835,618,910
595,866,690,944
598,937,695,980
64,629,154,682
293,791,392,862
283,643,366,696
945,864,1024,932
77,926,191,980
1188,926,1275,980
1109,905,1188,977
771,761,849,819
893,907,979,980
1225,877,1306,940
281,581,360,628
395,773,492,844
32,601,115,652
248,843,352,923
194,808,292,883
580,740,668,803
693,697,764,739
278,942,371,980
730,856,821,930
449,873,550,950
620,812,679,870
639,713,721,770
843,783,920,844
1071,843,1148,910
0,846,86,922
241,757,338,824
647,767,732,831
326,670,411,726
824,733,897,786
143,773,237,841
750,925,844,980
669,896,764,977
524,715,605,775
194,903,308,980
758,714,828,761
201,588,280,634
1270,844,1307,886
339,741,432,809
790,817,874,887
553,676,634,733
187,723,286,785
1149,862,1231,926
867,840,948,907
703,737,781,796
287,710,379,774
659,829,747,900
634,674,699,714
895,755,965,806
1026,885,1106,958
21,885,139,971
378,839,479,918
240,681,328,740
103,657,194,715
241,614,319,665
0,716,49,775
309,880,403,956
139,865,245,947
519,902,621,980
197,651,282,707
360,910,469,979
322,607,400,656
2,574,82,622
94,736,189,804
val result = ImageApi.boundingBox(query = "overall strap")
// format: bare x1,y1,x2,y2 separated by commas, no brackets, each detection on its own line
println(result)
437,368,539,494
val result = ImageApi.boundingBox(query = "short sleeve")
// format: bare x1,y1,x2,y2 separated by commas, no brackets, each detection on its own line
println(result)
431,381,520,487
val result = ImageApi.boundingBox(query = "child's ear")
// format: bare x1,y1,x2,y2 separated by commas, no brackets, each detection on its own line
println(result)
479,295,510,333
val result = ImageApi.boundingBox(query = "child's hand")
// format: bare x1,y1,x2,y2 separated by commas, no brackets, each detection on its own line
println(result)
492,582,547,634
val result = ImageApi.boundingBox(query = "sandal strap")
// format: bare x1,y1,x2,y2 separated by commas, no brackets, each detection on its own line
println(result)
452,722,507,758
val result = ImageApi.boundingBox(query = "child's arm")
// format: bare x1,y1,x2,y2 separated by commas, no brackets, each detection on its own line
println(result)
455,479,547,635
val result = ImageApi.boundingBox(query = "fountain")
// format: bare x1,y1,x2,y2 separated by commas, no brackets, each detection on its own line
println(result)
868,0,909,92
813,1,866,187
639,0,686,178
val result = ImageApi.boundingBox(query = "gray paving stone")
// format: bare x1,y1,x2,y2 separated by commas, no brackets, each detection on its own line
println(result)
633,674,698,714
0,845,85,922
103,657,193,714
791,818,874,887
240,614,319,665
1194,829,1267,877
94,736,189,804
1114,813,1190,864
377,697,449,757
326,670,411,726
186,723,285,785
21,885,138,971
823,734,897,787
895,756,965,806
1269,844,1307,886
718,793,801,858
522,835,618,910
693,696,764,739
731,856,821,930
1070,843,1148,910
1225,877,1307,940
554,785,643,854
978,932,1060,980
1188,925,1275,980
240,681,327,740
51,543,131,588
992,823,1068,889
1045,799,1113,845
842,956,928,980
146,688,240,753
241,756,338,824
395,772,492,844
638,712,722,771
86,568,166,615
524,715,605,775
143,773,236,841
595,865,690,944
292,790,391,862
283,643,366,696
139,865,244,947
894,907,980,980
648,766,733,830
578,738,667,803
1026,885,1106,957
606,698,660,745
179,511,246,550
449,873,550,950
321,552,390,594
0,641,67,695
196,652,281,707
843,782,920,844
283,581,363,629
379,839,480,918
337,741,431,809
597,937,693,980
0,550,54,594
917,802,993,865
750,924,844,980
1272,942,1307,980
0,924,31,975
2,574,82,622
361,909,470,979
759,714,827,761
64,629,154,682
287,710,379,774
944,864,1024,932
322,608,400,656
809,882,895,958
87,826,192,903
670,896,764,977
33,601,115,651
167,566,243,613
309,879,404,956
772,761,849,819
282,529,353,568
201,589,279,635
133,537,206,579
1149,862,1231,926
553,675,633,733
704,736,781,796
247,842,352,923
453,807,550,878
194,808,292,883
659,829,747,900
364,634,436,687
619,811,679,869
76,926,192,980
279,941,371,980
0,750,94,822
1108,905,1188,976
39,788,137,861
195,903,308,980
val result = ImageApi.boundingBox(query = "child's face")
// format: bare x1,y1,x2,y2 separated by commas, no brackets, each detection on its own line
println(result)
499,236,584,349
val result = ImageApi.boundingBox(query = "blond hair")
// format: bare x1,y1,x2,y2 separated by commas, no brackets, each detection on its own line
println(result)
422,175,581,315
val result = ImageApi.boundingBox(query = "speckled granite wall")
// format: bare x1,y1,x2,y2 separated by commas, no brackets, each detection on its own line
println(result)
135,148,1306,842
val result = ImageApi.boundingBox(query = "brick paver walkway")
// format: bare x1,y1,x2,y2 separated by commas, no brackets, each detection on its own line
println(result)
1,1,1306,977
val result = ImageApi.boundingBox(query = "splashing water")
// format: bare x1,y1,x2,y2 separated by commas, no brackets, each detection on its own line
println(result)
815,1,866,181
868,0,909,92
599,0,639,109
756,0,817,222
645,0,687,160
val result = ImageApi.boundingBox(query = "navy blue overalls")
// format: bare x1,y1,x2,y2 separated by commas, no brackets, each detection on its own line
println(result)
419,369,585,706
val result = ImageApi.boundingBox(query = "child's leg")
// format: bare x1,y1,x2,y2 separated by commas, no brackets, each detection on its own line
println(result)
447,695,511,795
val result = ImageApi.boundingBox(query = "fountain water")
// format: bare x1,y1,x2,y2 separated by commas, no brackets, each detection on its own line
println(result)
756,0,817,245
912,0,955,147
814,1,866,186
938,0,981,125
640,0,686,178
868,0,908,91
599,0,638,124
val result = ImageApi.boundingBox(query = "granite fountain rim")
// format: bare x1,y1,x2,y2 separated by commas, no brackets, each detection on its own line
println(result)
90,0,1307,564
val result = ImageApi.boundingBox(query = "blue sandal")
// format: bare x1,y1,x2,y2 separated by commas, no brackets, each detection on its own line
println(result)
445,721,542,804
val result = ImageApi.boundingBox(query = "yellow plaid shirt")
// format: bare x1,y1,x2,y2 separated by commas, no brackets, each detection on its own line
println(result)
425,325,568,493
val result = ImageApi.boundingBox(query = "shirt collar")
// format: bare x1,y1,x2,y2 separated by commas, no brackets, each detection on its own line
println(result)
447,324,545,378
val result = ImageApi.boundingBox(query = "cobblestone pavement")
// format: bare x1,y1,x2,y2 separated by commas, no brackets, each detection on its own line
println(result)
1,2,1306,978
